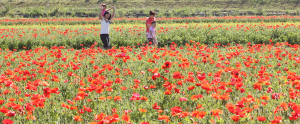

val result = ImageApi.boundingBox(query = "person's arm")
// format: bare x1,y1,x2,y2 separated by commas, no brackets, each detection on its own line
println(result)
99,6,103,20
111,7,115,20
154,33,158,46
107,7,113,11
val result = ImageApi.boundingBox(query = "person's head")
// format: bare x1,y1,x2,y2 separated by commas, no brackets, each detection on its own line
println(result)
104,11,112,20
102,4,107,9
151,21,156,27
149,10,155,19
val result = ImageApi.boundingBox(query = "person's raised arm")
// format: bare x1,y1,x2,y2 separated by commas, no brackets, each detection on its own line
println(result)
107,7,113,11
111,6,115,20
99,6,103,20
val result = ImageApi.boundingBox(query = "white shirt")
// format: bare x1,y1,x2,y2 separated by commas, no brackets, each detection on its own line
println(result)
100,18,110,34
148,26,156,38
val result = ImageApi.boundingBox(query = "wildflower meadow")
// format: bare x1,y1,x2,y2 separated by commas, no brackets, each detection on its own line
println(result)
0,16,300,124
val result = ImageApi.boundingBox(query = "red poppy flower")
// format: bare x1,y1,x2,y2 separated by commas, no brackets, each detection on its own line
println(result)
188,86,195,90
253,83,262,90
164,90,172,95
152,73,161,80
122,114,130,122
257,116,266,121
197,73,206,81
73,115,82,121
152,103,161,110
158,115,170,123
140,122,150,124
162,61,172,69
6,111,16,117
179,98,188,102
231,115,240,122
272,93,280,100
2,119,13,124
68,72,74,76
192,111,206,119
129,92,140,101
172,72,184,79
271,116,282,123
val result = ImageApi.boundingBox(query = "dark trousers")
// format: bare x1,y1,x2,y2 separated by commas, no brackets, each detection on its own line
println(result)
148,38,154,45
100,34,110,49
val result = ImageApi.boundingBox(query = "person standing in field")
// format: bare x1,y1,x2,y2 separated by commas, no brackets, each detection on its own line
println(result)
148,21,158,47
99,5,115,49
101,4,114,24
146,11,156,42
101,4,113,16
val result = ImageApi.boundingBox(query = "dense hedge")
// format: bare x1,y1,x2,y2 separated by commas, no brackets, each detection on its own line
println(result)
1,16,300,26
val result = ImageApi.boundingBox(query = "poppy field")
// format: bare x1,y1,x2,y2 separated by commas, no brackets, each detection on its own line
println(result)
0,19,300,124
2,22,300,51
0,40,300,123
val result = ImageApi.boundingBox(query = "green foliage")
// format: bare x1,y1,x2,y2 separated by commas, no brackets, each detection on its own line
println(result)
71,11,76,17
30,8,43,17
51,8,59,16
1,5,10,16
1,23,300,50
2,16,300,26
97,0,105,4
7,12,15,18
2,0,300,19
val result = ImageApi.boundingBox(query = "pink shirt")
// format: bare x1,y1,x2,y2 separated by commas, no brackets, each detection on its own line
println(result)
146,17,156,33
148,26,156,38
102,9,107,16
